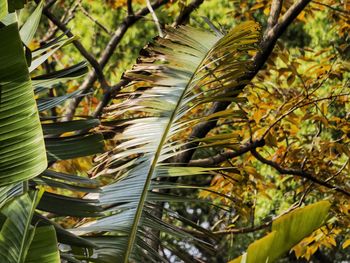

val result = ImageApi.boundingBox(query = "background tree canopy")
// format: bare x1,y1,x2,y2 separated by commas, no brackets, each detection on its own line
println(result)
0,0,349,262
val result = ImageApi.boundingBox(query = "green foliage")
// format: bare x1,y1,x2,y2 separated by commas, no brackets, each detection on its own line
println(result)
1,1,349,262
231,201,331,263
0,190,60,263
0,22,47,186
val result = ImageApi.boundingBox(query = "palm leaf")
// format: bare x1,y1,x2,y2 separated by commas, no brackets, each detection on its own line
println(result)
0,190,61,263
80,21,260,262
1,7,104,262
19,0,43,45
0,22,47,187
0,0,7,20
0,183,23,207
229,201,331,263
25,226,60,263
32,61,88,93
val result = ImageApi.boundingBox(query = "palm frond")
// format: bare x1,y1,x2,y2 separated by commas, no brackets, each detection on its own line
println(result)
0,22,47,187
0,189,60,263
79,21,260,262
230,201,331,263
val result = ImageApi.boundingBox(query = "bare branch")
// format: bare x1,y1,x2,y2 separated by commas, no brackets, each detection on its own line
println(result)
93,79,130,118
266,0,283,34
42,0,82,44
260,0,312,63
146,0,164,37
214,221,271,235
189,139,265,167
78,3,112,35
251,148,350,197
174,0,204,26
312,1,350,14
62,0,169,121
39,1,108,90
127,0,134,17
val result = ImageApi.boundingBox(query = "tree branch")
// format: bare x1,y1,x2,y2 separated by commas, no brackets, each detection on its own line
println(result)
174,0,204,26
175,0,313,165
266,0,283,34
62,0,169,121
78,3,112,35
312,1,350,14
93,79,130,117
93,0,204,117
146,0,164,37
127,0,134,17
189,139,265,167
39,1,108,90
251,148,350,197
214,221,271,235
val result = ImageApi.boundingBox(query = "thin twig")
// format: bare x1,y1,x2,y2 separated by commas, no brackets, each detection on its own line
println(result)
312,1,350,14
78,3,112,35
214,221,271,235
325,159,349,183
62,0,169,121
260,93,350,140
146,0,164,37
42,0,82,42
188,139,265,166
38,0,109,91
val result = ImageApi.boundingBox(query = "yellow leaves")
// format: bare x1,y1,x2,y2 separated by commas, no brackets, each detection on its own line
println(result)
286,74,295,86
52,157,93,176
297,11,307,23
106,0,144,9
265,131,278,147
292,226,341,260
252,108,266,124
250,3,264,10
343,239,350,249
292,242,304,258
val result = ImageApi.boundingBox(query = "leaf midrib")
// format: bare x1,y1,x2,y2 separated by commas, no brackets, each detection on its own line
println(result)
124,32,223,262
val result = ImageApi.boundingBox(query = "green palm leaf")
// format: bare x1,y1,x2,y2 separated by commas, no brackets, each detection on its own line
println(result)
19,0,43,46
25,226,60,263
230,201,331,263
0,22,47,187
0,0,7,20
80,21,260,262
0,189,59,263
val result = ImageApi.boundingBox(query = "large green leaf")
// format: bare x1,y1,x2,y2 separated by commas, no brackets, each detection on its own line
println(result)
0,23,47,187
25,226,60,263
0,190,41,262
79,21,260,262
229,201,331,263
0,183,23,207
